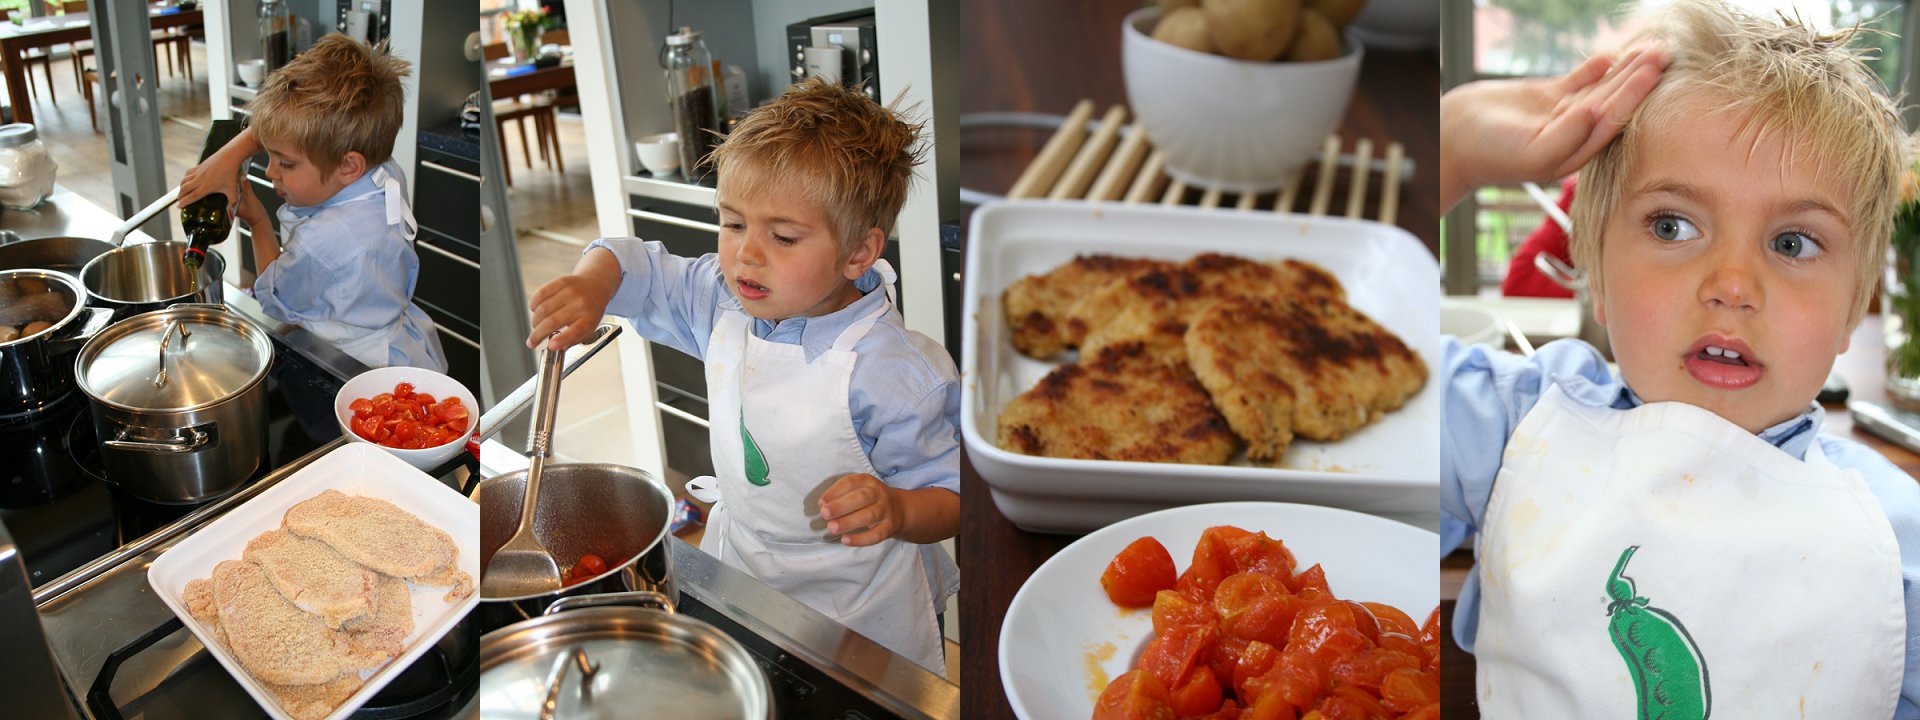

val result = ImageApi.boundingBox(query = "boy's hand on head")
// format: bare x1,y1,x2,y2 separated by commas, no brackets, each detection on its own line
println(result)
819,473,905,547
1440,44,1667,209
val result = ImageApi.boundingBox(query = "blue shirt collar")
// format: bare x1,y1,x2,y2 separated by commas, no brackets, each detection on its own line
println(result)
1551,370,1824,459
284,160,387,217
742,266,889,362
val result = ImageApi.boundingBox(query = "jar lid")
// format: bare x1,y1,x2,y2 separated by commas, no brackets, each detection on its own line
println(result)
76,306,271,411
0,124,39,148
479,607,770,719
665,27,701,46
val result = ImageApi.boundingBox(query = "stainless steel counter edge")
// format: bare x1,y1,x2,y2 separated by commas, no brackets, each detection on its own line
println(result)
668,535,961,719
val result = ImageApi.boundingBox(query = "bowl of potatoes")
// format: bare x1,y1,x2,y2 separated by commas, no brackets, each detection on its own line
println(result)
1123,0,1364,192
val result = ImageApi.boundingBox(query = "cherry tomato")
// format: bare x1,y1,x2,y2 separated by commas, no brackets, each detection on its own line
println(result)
1093,670,1175,720
349,398,374,416
1152,589,1212,636
1139,622,1217,692
1103,537,1178,607
1169,666,1225,718
574,553,608,578
1176,532,1237,603
348,383,471,450
1360,603,1419,639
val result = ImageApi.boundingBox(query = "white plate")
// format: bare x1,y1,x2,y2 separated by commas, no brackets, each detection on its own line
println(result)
998,502,1439,719
147,443,481,720
961,201,1441,532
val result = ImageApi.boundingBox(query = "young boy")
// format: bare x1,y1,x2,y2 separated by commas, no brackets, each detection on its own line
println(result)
527,78,960,674
1441,1,1920,715
180,35,446,372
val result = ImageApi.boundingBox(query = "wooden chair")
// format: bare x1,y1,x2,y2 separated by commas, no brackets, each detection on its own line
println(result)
4,8,59,104
63,1,94,91
80,67,99,131
484,41,561,186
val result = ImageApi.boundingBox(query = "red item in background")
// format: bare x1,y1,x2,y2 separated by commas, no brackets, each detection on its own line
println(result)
1500,177,1577,299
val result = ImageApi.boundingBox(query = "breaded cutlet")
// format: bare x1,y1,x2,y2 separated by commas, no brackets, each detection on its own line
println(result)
1072,254,1348,364
1001,254,1171,359
342,572,414,659
185,575,365,720
209,559,377,686
997,342,1238,463
244,528,378,629
284,490,472,602
1186,296,1427,460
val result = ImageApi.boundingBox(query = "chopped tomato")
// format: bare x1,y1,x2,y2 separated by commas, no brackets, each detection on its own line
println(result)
1169,666,1225,718
1139,623,1217,691
1103,537,1178,607
347,382,471,450
1361,602,1419,639
1093,670,1175,720
1176,532,1237,603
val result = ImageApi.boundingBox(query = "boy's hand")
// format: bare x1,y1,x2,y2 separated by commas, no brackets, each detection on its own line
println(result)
1440,45,1667,209
527,270,617,349
233,181,268,227
179,126,260,209
818,473,905,547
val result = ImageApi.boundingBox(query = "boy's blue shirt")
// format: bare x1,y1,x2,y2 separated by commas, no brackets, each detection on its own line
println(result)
252,159,446,371
1443,337,1920,718
588,237,962,496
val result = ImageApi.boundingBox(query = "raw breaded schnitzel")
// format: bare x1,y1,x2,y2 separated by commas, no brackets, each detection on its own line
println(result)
208,559,380,686
1071,254,1347,364
284,490,473,602
243,528,377,629
997,342,1238,463
1186,296,1427,460
185,574,367,720
1001,254,1171,358
341,573,414,658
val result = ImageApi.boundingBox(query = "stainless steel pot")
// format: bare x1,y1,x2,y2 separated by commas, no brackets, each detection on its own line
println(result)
73,304,272,503
0,269,110,414
479,591,774,720
0,234,111,282
478,463,676,623
80,242,223,320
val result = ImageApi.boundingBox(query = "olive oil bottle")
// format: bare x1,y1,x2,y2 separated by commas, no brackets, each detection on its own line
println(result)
181,118,247,271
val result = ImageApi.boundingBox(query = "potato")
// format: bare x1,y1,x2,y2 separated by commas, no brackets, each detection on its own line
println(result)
1160,0,1201,11
1152,7,1216,54
0,325,16,343
1307,0,1366,30
1284,8,1343,62
20,320,51,338
1204,0,1300,61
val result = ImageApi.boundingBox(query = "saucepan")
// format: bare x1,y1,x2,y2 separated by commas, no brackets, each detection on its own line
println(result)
0,189,222,320
0,268,111,414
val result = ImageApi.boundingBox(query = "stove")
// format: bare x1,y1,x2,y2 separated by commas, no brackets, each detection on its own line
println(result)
16,333,481,720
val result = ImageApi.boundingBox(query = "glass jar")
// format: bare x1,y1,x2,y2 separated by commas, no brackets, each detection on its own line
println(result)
260,0,294,75
661,27,720,183
0,124,57,211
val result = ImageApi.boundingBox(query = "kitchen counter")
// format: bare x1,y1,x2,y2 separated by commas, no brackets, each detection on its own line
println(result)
1,187,158,245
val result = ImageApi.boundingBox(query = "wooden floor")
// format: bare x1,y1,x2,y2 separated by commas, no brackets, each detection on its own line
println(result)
29,41,213,237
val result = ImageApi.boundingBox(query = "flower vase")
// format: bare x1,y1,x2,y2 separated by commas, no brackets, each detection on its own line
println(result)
1884,227,1920,409
509,25,539,64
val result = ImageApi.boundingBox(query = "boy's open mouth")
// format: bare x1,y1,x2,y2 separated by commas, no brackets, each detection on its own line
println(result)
1683,335,1762,390
735,277,770,301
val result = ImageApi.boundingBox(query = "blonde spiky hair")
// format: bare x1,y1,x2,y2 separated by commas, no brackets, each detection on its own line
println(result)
249,34,410,176
707,78,925,255
1569,0,1909,326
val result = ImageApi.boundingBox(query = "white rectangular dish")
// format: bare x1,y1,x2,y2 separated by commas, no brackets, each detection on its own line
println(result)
960,201,1441,533
147,442,481,720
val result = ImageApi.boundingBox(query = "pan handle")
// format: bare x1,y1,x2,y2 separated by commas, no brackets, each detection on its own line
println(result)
109,188,181,247
539,646,601,720
471,322,623,446
544,590,675,616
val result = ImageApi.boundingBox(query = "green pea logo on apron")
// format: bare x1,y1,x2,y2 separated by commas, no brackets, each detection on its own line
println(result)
1606,545,1710,720
742,415,770,486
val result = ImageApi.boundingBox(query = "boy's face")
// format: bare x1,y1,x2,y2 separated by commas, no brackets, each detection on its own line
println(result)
715,178,872,321
260,138,360,208
1594,108,1858,434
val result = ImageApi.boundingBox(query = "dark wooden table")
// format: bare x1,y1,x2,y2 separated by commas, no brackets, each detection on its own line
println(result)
1438,315,1920,715
486,58,574,99
0,5,201,125
957,2,1440,717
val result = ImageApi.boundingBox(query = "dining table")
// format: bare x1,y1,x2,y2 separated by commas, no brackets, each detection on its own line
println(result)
956,1,1440,718
485,56,574,99
0,4,201,125
1438,314,1920,716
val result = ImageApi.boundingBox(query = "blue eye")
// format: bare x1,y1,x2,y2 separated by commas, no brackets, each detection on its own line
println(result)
1650,215,1699,242
1770,232,1823,259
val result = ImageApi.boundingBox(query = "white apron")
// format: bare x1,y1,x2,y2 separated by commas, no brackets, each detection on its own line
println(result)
686,265,955,674
1476,384,1904,718
277,164,439,370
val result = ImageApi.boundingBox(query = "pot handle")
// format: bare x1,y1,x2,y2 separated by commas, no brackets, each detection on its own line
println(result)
543,590,675,616
43,307,112,354
540,646,601,720
1533,252,1585,294
105,424,213,454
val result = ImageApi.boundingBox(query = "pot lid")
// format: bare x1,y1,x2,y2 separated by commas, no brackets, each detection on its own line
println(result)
480,607,770,719
76,307,271,411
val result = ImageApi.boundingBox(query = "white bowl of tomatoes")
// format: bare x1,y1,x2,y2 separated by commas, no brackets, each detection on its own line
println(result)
335,366,477,472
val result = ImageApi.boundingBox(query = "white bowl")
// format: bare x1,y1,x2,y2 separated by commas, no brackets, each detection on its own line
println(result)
1122,7,1363,192
634,132,680,176
236,59,266,88
334,366,477,472
999,502,1439,720
1441,303,1502,347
